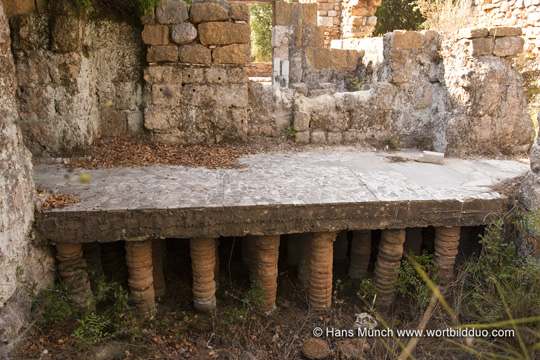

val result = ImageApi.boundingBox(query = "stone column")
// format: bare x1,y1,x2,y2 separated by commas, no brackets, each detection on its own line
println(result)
56,243,93,310
373,229,406,308
286,234,302,267
125,240,155,315
434,227,461,284
334,231,349,263
404,228,423,257
82,242,103,279
349,230,371,279
190,238,217,312
152,239,166,298
250,235,281,313
309,231,337,310
297,234,313,289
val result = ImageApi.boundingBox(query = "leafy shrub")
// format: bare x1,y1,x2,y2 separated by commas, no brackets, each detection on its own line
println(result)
396,251,435,305
250,4,272,62
374,0,425,36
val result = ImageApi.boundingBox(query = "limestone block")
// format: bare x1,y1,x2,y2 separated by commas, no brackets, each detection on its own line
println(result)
190,3,228,23
182,84,216,105
318,16,334,27
50,16,82,53
199,22,250,45
183,68,204,83
303,4,318,25
327,132,343,144
294,111,310,131
214,84,248,107
458,27,489,39
230,3,250,22
179,44,211,64
147,45,178,63
417,150,444,164
152,84,183,106
212,44,249,64
144,65,182,84
290,3,303,26
489,26,522,36
144,107,174,131
274,1,291,26
315,48,331,69
17,85,55,122
302,25,324,47
10,14,49,50
101,109,128,136
468,38,495,55
392,30,423,50
330,49,348,68
205,68,228,84
2,0,36,15
346,50,359,69
343,130,358,143
156,0,189,24
311,131,326,144
127,111,144,134
493,36,524,56
272,25,291,48
291,82,308,96
228,67,247,83
142,25,169,46
295,131,310,144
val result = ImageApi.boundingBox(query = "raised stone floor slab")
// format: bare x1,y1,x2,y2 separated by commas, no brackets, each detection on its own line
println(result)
34,150,529,243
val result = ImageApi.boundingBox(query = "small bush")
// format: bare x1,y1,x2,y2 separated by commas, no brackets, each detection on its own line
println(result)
374,0,425,36
396,251,435,305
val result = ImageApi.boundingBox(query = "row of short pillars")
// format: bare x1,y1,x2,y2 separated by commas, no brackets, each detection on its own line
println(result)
54,226,462,315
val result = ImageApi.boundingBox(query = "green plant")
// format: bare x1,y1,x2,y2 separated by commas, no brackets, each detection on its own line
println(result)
374,0,425,36
396,251,435,305
29,283,77,324
382,135,399,150
357,278,377,304
72,312,110,345
243,282,266,308
283,125,297,138
250,4,272,62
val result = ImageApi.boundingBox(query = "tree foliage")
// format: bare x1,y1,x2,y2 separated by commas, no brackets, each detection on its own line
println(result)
250,4,273,62
373,0,425,36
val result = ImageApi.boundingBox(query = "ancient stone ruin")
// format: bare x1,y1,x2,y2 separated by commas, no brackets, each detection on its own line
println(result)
1,0,539,354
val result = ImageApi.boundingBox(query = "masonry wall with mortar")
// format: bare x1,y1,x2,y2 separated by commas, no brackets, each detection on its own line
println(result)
141,0,251,144
473,0,540,55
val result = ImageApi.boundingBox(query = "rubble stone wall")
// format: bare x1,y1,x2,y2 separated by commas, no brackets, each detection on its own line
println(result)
273,29,533,153
7,0,144,157
141,0,251,144
0,0,53,355
473,0,540,55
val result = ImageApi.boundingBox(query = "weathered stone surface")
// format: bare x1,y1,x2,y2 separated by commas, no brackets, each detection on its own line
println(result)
467,37,494,56
205,67,228,83
156,0,189,24
171,23,197,45
144,65,183,84
101,109,128,136
56,243,93,309
10,14,49,50
212,44,249,64
142,25,169,46
2,0,36,14
230,3,250,22
303,338,331,360
152,84,183,106
147,45,178,63
199,22,250,45
303,3,318,26
0,4,53,354
489,26,522,37
294,111,310,131
190,3,228,23
50,15,83,53
183,68,204,83
493,36,524,56
458,27,489,39
179,44,211,64
392,30,423,50
274,1,291,26
144,106,174,131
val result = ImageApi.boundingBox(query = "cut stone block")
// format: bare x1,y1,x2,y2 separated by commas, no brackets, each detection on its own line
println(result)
190,3,229,23
392,30,423,50
199,22,250,46
488,26,522,37
142,25,169,46
417,150,444,165
212,44,249,64
147,45,179,63
171,23,197,45
179,44,211,64
458,27,488,39
493,36,524,56
156,0,189,24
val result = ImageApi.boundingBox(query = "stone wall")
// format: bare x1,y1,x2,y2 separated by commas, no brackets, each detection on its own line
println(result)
272,1,359,94
0,1,53,355
266,29,534,153
141,0,251,144
298,0,379,46
7,0,144,157
473,0,540,55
